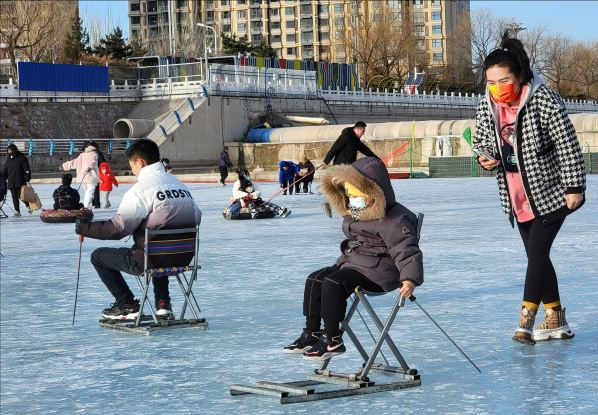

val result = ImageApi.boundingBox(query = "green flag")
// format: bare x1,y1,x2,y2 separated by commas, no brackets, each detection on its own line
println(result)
463,127,472,146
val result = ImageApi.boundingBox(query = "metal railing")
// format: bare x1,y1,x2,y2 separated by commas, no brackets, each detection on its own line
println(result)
146,82,209,145
208,64,318,98
2,65,598,112
0,138,132,155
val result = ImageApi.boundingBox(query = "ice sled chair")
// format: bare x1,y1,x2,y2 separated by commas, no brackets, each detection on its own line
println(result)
0,175,8,219
99,226,208,335
230,214,424,403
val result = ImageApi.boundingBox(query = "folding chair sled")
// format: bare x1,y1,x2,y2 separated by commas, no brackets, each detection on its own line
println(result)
230,215,424,404
0,178,9,219
99,226,208,335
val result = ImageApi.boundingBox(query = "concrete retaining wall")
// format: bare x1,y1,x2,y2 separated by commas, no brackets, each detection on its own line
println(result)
0,102,138,139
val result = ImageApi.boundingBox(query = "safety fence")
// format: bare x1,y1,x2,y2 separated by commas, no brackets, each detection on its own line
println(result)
209,64,317,98
0,138,131,156
429,150,598,178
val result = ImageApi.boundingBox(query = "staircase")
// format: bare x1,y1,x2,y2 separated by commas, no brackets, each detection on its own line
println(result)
146,83,209,146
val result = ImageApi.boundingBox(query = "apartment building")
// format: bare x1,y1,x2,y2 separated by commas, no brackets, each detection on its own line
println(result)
129,0,470,73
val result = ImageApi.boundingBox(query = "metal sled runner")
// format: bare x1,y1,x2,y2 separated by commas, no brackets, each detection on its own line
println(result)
99,227,208,335
230,289,420,403
230,215,424,403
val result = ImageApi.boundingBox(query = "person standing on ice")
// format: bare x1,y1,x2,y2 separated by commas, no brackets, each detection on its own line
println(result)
59,144,99,209
474,32,586,345
2,144,32,216
321,121,378,217
278,160,299,195
283,157,423,360
75,139,202,320
323,121,378,166
218,147,233,185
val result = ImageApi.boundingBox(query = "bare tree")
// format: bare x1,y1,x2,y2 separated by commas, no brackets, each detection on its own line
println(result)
467,8,501,83
538,35,576,95
520,25,549,69
0,1,71,78
570,41,598,98
336,2,416,88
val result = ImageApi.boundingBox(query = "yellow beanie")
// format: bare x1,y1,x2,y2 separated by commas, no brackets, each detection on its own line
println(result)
345,182,367,197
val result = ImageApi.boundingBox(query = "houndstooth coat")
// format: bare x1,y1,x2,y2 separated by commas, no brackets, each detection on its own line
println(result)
474,83,586,226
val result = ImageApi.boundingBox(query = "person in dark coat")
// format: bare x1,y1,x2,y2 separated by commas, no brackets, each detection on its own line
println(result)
279,160,299,195
283,157,423,360
295,155,315,194
52,173,83,210
88,141,106,209
218,147,233,185
323,121,378,166
2,144,31,216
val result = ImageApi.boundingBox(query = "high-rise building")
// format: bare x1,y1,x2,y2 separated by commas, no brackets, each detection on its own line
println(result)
129,0,470,78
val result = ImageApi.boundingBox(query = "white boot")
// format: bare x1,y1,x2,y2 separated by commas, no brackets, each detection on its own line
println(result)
533,308,574,341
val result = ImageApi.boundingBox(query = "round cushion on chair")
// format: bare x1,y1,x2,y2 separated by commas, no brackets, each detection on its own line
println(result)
40,208,94,223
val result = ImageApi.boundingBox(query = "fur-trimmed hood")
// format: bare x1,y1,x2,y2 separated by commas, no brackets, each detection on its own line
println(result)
321,157,395,221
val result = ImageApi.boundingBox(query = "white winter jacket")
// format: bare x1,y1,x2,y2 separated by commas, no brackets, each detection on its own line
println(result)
232,179,261,200
78,161,202,266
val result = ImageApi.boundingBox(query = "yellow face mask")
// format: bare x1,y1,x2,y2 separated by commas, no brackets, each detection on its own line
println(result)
344,182,367,197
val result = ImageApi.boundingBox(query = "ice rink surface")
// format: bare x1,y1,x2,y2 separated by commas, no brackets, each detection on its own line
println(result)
1,176,596,414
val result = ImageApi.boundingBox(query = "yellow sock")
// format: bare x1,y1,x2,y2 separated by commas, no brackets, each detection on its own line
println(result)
522,301,539,311
543,300,561,310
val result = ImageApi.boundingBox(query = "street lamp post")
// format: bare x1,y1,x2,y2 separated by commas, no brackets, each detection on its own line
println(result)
196,23,218,82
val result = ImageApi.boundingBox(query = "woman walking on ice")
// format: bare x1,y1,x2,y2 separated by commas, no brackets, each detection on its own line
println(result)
473,32,586,345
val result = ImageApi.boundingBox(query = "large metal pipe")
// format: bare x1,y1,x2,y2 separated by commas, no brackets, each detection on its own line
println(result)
113,118,155,139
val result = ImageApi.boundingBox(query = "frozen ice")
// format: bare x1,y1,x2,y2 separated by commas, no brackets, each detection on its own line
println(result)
1,177,597,414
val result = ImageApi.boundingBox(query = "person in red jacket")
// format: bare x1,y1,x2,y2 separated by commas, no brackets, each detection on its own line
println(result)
98,162,119,208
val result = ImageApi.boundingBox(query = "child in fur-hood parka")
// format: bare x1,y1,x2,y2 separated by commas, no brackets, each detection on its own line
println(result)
283,157,423,361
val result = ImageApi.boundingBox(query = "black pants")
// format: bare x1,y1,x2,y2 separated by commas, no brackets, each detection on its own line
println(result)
219,166,229,184
303,265,384,337
9,188,28,213
281,177,294,194
91,247,170,306
92,185,101,208
517,218,565,305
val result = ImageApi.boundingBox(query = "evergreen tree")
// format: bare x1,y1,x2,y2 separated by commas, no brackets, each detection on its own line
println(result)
128,37,147,58
221,32,277,59
95,26,130,61
221,32,252,55
251,40,276,59
63,6,90,63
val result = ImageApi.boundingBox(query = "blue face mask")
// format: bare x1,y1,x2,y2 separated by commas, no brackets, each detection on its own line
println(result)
348,196,366,209
244,175,250,180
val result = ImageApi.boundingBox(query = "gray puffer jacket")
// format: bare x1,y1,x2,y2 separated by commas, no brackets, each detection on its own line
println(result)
321,157,423,292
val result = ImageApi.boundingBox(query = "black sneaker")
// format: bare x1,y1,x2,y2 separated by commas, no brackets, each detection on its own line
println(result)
101,299,140,320
303,334,346,360
283,329,322,354
156,299,173,318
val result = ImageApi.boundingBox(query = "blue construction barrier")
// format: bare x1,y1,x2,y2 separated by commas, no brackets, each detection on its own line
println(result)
18,62,109,93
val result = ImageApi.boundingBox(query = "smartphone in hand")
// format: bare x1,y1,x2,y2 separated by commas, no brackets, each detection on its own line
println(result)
473,148,497,161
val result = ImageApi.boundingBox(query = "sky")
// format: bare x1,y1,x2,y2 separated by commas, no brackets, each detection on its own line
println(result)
79,0,598,42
